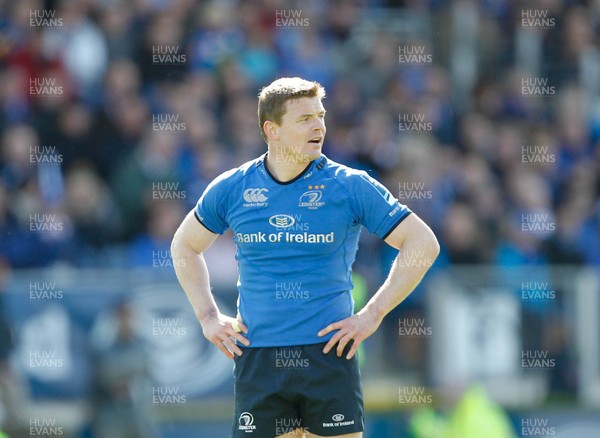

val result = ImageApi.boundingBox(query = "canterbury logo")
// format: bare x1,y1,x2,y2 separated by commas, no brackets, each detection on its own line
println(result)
243,188,268,203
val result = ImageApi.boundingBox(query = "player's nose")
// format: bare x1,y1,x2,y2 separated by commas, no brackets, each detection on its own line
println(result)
312,117,325,133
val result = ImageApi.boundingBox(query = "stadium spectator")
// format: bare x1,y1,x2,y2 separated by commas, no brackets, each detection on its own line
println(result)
91,300,156,438
0,3,598,424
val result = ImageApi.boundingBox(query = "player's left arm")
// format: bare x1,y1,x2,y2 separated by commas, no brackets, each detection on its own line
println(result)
318,213,439,359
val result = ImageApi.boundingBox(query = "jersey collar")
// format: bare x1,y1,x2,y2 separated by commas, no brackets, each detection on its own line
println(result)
259,153,327,185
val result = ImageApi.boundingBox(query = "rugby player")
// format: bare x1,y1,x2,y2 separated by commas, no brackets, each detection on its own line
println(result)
171,77,439,438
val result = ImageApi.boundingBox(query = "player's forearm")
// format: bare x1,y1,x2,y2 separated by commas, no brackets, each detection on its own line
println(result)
171,241,219,323
363,234,439,321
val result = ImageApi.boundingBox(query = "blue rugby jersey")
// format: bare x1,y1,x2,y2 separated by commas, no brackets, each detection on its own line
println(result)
195,154,411,347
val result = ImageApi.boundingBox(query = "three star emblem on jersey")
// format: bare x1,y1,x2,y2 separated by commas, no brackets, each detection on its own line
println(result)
243,188,269,207
299,185,325,209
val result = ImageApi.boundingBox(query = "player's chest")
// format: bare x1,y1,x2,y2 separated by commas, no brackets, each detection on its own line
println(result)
228,182,353,246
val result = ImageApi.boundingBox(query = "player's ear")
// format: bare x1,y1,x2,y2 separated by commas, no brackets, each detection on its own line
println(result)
263,120,279,142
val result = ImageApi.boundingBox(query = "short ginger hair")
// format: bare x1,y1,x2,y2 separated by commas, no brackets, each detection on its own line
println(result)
257,77,325,140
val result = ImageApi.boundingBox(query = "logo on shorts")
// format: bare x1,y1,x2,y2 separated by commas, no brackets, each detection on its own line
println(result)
269,214,295,229
238,412,256,432
243,188,268,207
323,412,355,428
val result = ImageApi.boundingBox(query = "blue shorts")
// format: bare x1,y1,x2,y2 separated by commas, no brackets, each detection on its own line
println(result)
232,342,364,437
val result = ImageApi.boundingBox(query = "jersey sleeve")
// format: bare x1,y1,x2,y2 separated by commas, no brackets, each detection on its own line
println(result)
194,173,232,235
350,171,411,239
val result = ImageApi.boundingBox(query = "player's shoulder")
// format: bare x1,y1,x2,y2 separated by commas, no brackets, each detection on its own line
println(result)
322,156,394,200
321,156,372,185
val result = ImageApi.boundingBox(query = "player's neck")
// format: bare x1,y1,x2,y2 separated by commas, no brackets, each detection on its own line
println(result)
265,149,312,183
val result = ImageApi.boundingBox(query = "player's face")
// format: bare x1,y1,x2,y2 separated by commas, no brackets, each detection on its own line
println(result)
276,96,326,162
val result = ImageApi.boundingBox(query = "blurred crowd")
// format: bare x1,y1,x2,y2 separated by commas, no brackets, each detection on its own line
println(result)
0,0,599,275
0,0,598,434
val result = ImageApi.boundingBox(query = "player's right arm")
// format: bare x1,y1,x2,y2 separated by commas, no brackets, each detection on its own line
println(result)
171,210,250,359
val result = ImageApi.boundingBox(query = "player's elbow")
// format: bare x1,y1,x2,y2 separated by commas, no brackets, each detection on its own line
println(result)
427,233,440,261
419,224,440,263
170,230,197,272
170,231,180,259
171,224,208,259
170,227,186,257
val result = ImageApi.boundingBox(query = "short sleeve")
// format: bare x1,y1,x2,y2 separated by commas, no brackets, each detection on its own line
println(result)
351,172,411,239
194,174,231,235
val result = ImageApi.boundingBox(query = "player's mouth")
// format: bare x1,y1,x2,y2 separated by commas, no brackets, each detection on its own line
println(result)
308,137,323,146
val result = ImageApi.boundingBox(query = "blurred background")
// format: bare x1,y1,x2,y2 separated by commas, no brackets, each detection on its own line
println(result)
0,0,599,437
